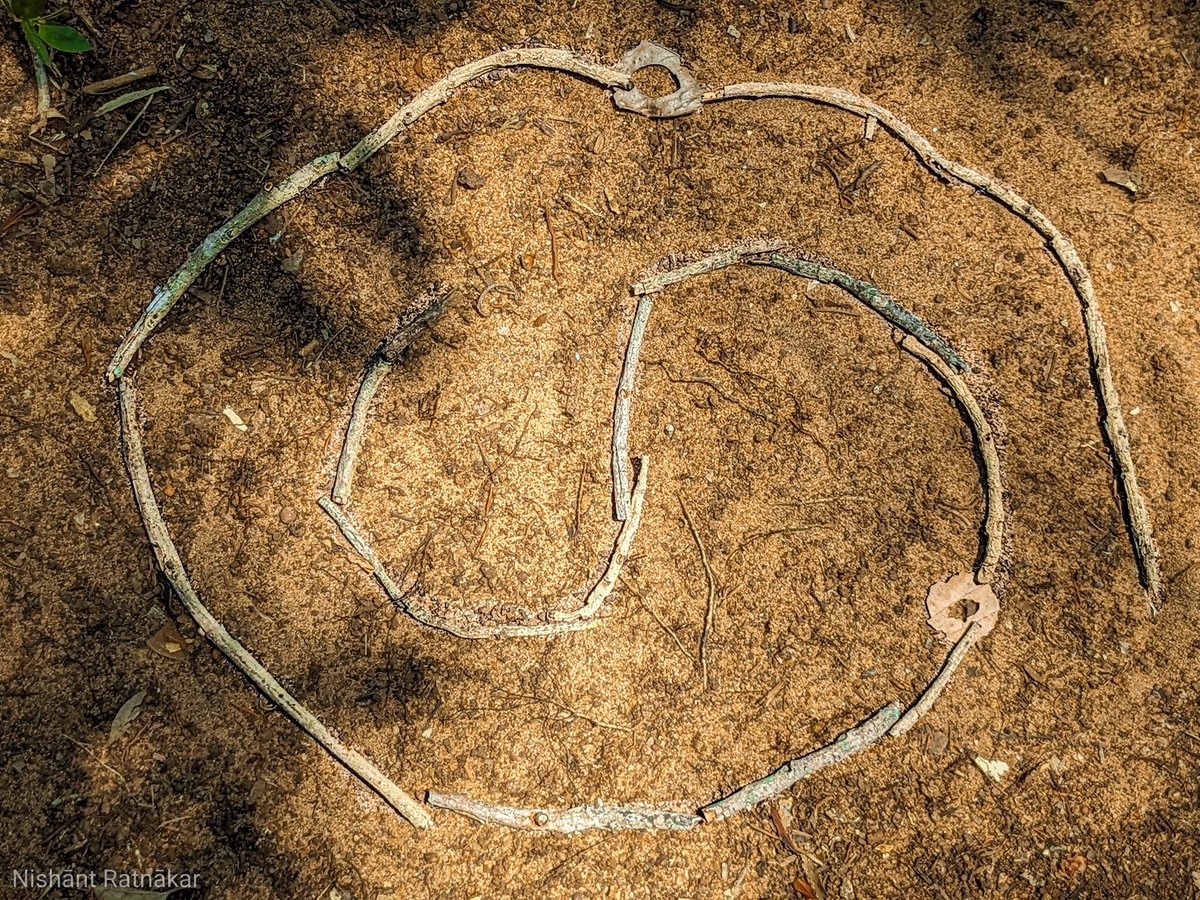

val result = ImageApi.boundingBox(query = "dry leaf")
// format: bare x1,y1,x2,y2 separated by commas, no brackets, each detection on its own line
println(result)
147,622,188,660
70,391,97,422
222,406,248,431
280,249,305,274
93,85,171,117
1058,854,1087,879
1100,166,1140,194
107,690,146,746
792,877,817,900
973,754,1009,782
926,571,999,643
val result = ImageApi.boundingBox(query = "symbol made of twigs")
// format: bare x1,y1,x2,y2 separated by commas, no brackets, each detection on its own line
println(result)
111,41,1157,832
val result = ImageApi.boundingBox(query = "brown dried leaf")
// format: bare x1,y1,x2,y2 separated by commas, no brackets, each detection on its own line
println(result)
147,622,188,660
926,571,998,643
1100,166,1140,194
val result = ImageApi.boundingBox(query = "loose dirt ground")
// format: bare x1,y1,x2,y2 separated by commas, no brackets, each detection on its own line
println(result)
1,1,1198,897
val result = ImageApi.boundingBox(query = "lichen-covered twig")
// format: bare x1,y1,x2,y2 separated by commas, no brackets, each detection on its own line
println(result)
340,48,632,171
107,49,631,383
332,288,449,506
700,702,901,822
759,253,966,373
889,623,981,738
320,457,648,638
107,152,342,380
118,378,432,828
630,239,784,296
425,792,702,833
703,81,1160,602
899,336,1004,583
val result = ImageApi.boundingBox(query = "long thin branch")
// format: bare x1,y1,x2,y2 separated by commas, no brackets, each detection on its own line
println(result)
700,702,901,822
611,295,652,521
899,336,1004,583
118,378,432,828
889,622,980,738
704,82,1160,602
341,48,631,171
331,287,448,505
425,792,701,833
107,49,631,383
106,152,342,380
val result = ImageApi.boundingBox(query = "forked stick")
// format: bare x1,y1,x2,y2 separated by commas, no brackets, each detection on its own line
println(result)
118,378,432,828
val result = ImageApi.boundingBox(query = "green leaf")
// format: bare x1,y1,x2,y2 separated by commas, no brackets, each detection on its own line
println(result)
21,20,50,67
37,22,92,53
10,0,47,20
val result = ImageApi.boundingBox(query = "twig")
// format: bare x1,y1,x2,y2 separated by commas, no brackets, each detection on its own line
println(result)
497,690,633,732
700,702,901,822
756,253,965,373
320,456,649,638
331,288,448,506
82,65,159,95
340,48,632,170
612,294,652,521
631,239,784,295
900,336,1004,582
704,81,1161,602
679,494,718,691
117,378,432,828
425,792,701,833
889,622,980,738
637,592,695,663
106,152,342,379
92,94,154,177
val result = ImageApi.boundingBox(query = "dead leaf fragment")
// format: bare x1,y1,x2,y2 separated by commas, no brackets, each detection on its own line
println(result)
792,877,817,900
926,571,999,643
973,754,1009,782
1100,166,1140,194
147,622,189,660
222,405,248,431
1058,854,1087,880
107,690,146,746
280,248,305,274
70,391,97,422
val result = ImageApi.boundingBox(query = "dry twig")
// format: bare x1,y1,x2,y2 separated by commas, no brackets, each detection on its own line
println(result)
118,378,431,828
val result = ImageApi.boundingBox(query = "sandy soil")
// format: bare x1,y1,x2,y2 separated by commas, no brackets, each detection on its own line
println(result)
1,1,1198,897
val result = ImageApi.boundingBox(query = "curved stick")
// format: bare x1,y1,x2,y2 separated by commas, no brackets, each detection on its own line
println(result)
107,50,631,381
118,379,432,829
106,152,342,380
700,702,901,822
899,336,1004,583
889,622,981,738
320,457,648,639
332,287,449,505
703,81,1160,603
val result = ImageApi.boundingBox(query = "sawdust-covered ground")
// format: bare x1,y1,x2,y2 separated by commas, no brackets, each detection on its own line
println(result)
1,1,1199,897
